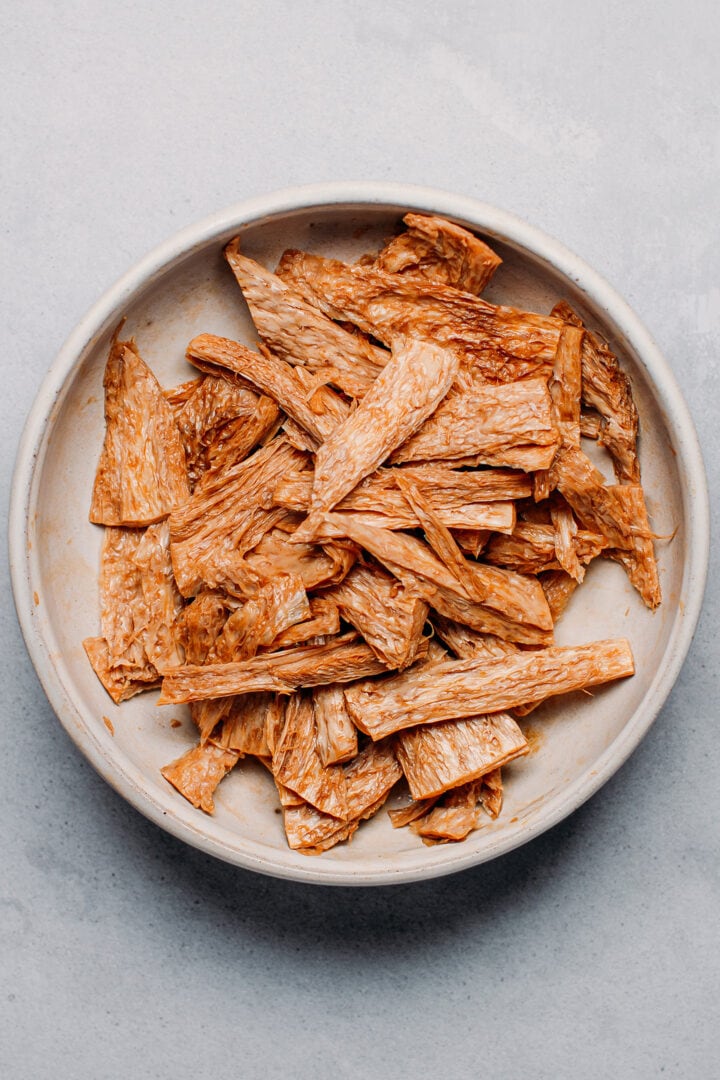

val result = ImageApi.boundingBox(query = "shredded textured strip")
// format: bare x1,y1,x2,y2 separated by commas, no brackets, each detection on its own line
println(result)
344,639,635,740
276,250,564,383
158,633,395,704
305,335,459,520
90,335,189,526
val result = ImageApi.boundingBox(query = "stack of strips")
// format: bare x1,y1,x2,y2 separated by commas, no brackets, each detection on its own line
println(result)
83,212,659,853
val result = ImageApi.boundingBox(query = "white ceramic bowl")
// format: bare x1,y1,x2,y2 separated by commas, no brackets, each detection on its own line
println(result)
10,183,709,886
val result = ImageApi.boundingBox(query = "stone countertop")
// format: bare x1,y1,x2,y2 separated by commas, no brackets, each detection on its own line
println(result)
2,4,718,1078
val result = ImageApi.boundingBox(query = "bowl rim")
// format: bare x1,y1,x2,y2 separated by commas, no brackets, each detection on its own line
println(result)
9,181,710,886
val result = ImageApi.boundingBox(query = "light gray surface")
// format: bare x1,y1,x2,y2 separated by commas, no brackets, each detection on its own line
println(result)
2,2,718,1078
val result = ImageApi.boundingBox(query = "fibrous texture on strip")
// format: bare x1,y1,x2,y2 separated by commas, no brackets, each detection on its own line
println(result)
173,591,234,664
345,639,635,740
306,335,458,519
395,712,528,800
324,561,428,670
276,250,564,383
552,301,639,482
245,529,357,592
160,741,240,814
533,322,583,499
430,614,519,661
169,437,305,596
484,522,606,576
208,575,310,661
270,466,518,532
271,692,349,819
410,784,485,844
218,693,273,758
375,212,502,294
313,684,359,766
270,597,340,649
283,740,401,853
225,238,386,397
186,333,349,447
540,570,580,623
90,335,190,526
158,633,394,705
606,484,661,608
83,523,184,704
553,446,660,607
392,375,559,469
171,373,280,487
318,513,553,633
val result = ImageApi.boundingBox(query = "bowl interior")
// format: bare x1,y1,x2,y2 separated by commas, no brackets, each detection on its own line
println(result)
22,200,691,883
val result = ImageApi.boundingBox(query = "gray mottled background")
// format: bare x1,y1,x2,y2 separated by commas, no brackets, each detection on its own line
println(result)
2,3,718,1078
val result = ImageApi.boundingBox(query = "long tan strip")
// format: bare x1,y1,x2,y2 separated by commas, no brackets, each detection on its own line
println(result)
158,633,394,705
225,238,386,397
318,513,553,631
306,335,458,518
344,639,635,740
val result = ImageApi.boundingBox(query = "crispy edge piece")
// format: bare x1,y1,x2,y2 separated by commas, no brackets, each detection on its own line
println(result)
344,639,635,740
270,597,341,649
174,591,233,664
282,740,401,853
552,301,640,483
431,614,519,660
160,741,240,814
271,692,349,819
553,446,660,607
90,335,190,526
554,445,647,549
539,570,580,623
208,575,311,662
375,212,502,294
534,322,584,500
388,797,440,828
606,484,662,609
218,693,273,758
484,521,606,576
169,436,305,597
479,768,504,819
171,373,280,488
245,528,358,592
410,782,486,844
83,526,169,704
132,520,185,673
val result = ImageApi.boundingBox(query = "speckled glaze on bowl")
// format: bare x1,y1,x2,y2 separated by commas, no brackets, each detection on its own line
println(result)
9,183,709,885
